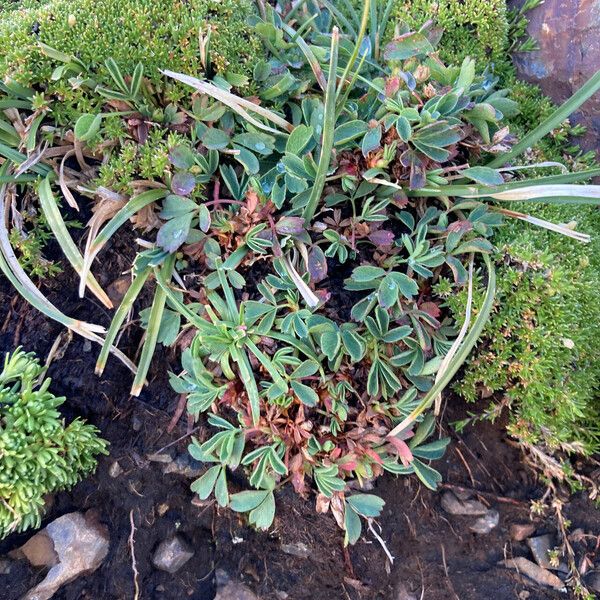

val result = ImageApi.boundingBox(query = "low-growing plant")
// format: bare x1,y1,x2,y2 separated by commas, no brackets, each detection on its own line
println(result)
0,348,108,538
1,0,600,546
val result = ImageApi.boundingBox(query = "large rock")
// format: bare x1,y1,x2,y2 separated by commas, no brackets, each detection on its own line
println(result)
21,512,109,600
510,0,600,150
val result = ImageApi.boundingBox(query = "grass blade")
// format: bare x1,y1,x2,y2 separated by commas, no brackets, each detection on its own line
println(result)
387,253,496,438
38,177,112,308
487,69,600,168
302,27,339,225
130,255,175,396
95,267,151,375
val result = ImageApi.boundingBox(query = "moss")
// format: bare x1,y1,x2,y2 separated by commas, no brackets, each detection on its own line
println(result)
388,0,508,65
0,0,263,91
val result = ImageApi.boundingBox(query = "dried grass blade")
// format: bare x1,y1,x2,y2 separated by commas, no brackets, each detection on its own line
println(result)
161,69,293,133
38,177,113,308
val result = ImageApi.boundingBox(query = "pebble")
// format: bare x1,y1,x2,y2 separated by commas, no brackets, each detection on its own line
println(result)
440,491,488,516
108,460,123,478
281,542,310,559
214,570,260,600
469,509,499,534
510,523,536,542
152,535,194,574
0,558,13,575
21,511,109,600
132,414,142,432
163,454,204,478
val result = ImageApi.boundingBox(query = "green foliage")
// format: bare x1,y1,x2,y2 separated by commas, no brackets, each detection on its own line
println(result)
379,0,508,65
0,348,108,538
0,0,263,101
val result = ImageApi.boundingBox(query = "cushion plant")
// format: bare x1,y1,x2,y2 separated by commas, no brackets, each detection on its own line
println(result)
0,0,599,544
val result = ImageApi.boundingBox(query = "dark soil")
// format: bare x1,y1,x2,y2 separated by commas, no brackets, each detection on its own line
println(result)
0,240,598,600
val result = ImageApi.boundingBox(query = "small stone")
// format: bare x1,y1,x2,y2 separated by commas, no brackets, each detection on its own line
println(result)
82,339,92,353
0,558,13,575
469,509,499,534
21,511,109,600
440,491,488,516
152,535,194,574
214,570,259,600
132,414,142,432
107,275,131,307
157,503,169,517
163,454,203,478
281,542,310,559
147,452,173,464
275,592,289,600
395,582,418,600
510,523,536,542
108,461,123,478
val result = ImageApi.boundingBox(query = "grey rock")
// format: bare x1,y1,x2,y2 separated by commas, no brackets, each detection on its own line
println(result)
281,542,310,559
501,557,565,591
152,535,194,574
510,0,600,151
440,491,488,516
526,534,554,569
163,454,204,478
585,570,600,593
469,509,499,534
527,534,568,573
214,570,259,600
22,511,109,600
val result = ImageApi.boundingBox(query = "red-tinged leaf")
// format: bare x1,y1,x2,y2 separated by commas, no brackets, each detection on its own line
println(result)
275,216,305,235
369,229,395,247
385,76,401,97
339,461,358,472
447,220,473,234
171,171,196,196
362,447,384,465
419,301,441,319
308,245,328,283
388,436,414,466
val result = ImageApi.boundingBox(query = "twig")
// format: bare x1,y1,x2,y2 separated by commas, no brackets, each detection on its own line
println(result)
129,509,140,600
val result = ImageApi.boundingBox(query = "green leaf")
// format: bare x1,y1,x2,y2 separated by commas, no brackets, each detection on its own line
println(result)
190,465,220,499
290,360,319,379
334,120,369,145
461,166,504,186
412,458,442,490
233,145,259,174
214,467,229,507
346,494,385,517
396,116,411,142
249,490,276,530
198,204,211,232
321,330,341,357
344,504,362,546
201,127,230,150
229,490,269,512
291,380,319,406
286,124,314,155
362,125,382,156
378,275,399,308
384,32,434,61
157,213,193,253
74,113,102,141
351,265,385,282
390,272,418,299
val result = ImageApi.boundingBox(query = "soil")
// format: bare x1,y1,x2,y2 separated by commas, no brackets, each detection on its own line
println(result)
0,238,598,600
